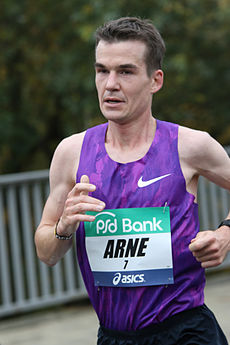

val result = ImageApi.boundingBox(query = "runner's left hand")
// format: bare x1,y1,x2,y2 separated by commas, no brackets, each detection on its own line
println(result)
189,228,230,268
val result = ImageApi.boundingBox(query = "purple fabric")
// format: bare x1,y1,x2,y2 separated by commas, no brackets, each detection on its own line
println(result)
76,119,205,331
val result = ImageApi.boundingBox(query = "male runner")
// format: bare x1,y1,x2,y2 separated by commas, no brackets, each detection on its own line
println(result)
35,17,230,345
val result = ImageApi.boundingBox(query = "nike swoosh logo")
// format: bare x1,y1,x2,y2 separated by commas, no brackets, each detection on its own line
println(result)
138,174,171,188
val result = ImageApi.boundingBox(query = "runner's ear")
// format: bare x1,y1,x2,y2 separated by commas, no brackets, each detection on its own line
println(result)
150,69,163,95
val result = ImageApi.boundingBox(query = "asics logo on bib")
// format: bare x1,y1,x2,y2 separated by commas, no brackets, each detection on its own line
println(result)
95,211,163,234
113,272,145,286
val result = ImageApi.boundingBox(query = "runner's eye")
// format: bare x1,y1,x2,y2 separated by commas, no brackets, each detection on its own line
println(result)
120,70,133,75
96,68,108,74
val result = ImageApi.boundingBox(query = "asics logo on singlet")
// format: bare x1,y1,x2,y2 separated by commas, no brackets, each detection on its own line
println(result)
138,174,171,188
113,272,145,286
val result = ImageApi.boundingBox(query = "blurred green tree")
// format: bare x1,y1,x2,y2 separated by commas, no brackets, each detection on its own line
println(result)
0,0,229,173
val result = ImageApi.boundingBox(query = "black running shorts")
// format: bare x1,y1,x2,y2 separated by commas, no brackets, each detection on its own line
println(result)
97,305,228,345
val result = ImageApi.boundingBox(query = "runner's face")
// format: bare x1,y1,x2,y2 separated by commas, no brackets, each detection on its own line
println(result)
95,40,162,124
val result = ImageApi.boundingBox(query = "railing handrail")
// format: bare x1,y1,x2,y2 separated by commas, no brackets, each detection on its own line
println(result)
0,170,49,185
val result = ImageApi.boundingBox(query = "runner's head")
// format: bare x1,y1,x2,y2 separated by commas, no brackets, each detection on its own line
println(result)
95,17,166,77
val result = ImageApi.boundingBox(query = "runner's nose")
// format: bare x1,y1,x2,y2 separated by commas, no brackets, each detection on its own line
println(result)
105,71,120,91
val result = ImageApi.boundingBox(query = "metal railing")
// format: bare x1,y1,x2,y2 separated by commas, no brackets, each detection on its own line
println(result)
0,170,86,318
0,147,229,317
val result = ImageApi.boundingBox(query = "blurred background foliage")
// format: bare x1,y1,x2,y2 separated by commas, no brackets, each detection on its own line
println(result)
0,0,229,173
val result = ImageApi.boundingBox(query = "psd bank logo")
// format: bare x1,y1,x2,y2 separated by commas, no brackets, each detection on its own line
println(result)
112,272,145,286
95,211,117,234
95,210,164,234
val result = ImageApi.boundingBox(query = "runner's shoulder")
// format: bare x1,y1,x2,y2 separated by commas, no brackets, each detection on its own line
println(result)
178,125,213,160
53,131,86,161
50,131,86,183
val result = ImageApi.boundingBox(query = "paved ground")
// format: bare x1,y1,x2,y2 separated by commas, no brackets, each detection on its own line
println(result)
0,272,229,345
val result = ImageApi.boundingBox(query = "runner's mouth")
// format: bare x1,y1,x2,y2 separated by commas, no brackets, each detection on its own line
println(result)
104,98,124,104
106,100,121,104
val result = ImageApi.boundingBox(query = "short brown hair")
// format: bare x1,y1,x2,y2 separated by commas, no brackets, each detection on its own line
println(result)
95,17,166,76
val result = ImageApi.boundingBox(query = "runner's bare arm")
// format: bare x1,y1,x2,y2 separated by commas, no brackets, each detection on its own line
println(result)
179,127,230,268
34,133,105,266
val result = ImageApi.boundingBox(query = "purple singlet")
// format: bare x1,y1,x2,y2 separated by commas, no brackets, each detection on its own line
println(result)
76,119,205,331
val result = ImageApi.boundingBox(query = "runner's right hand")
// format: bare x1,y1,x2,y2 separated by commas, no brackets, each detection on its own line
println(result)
56,175,105,237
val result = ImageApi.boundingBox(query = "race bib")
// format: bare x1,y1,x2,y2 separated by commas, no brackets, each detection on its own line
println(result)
84,207,174,287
